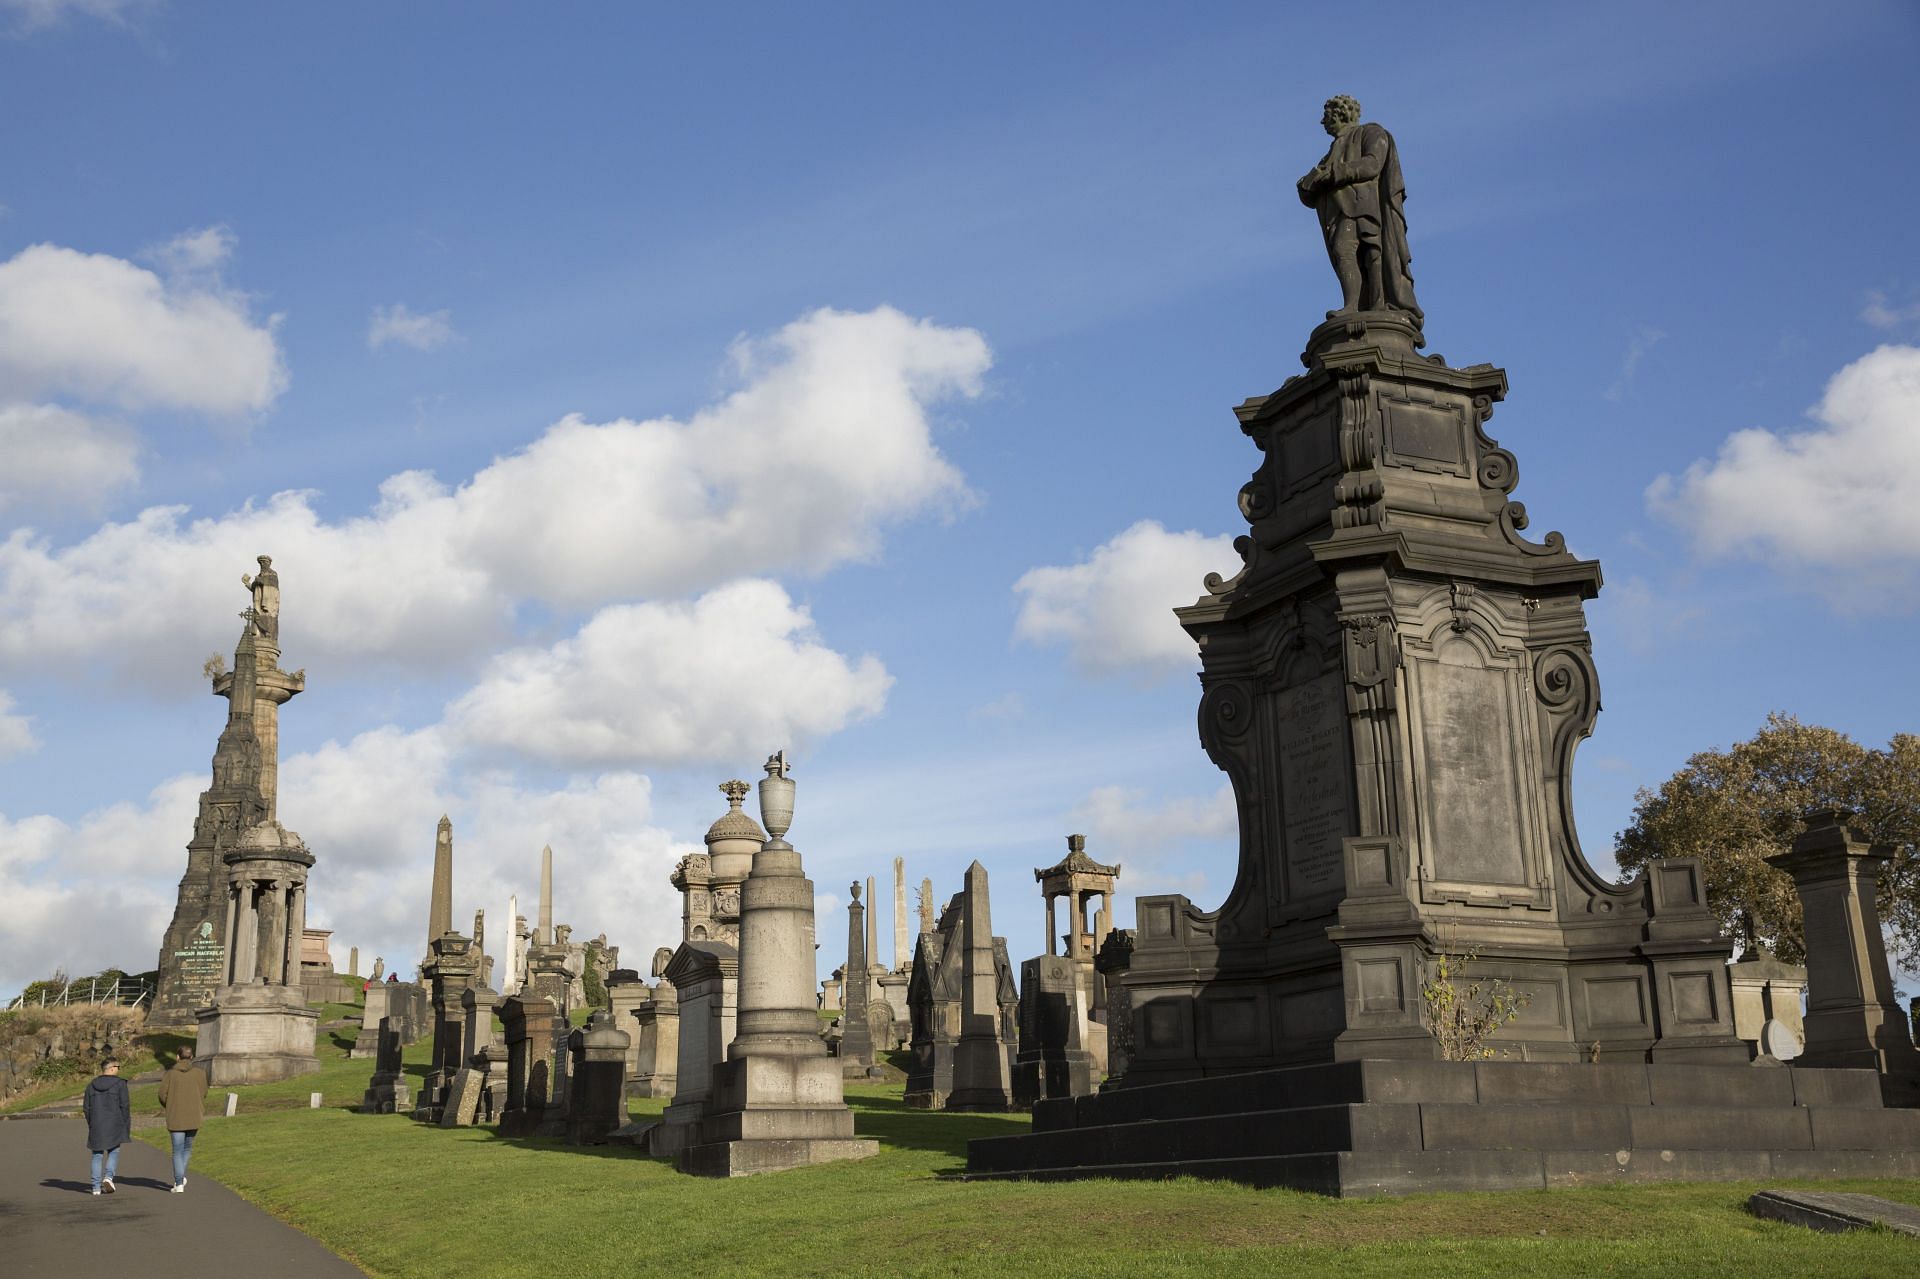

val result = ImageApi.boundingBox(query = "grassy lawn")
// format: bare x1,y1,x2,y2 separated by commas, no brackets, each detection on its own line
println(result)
126,1037,1920,1279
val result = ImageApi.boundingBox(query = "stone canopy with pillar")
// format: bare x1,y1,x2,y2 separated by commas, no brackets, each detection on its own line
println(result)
1036,835,1119,960
194,817,321,1085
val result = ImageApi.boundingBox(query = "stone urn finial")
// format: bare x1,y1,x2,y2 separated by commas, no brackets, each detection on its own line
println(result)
850,881,861,902
759,750,794,840
720,778,750,809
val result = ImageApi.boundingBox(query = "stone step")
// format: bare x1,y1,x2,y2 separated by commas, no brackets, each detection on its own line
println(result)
1037,1059,1886,1134
974,1099,1920,1177
959,1146,1920,1198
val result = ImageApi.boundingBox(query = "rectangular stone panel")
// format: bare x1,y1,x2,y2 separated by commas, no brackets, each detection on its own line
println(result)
1582,976,1648,1029
1200,995,1265,1054
1275,674,1353,901
1383,398,1466,473
1790,1068,1886,1109
1277,986,1344,1043
1414,648,1527,886
1355,959,1404,1014
1474,1061,1651,1106
1809,1107,1920,1150
1278,408,1337,495
1667,971,1720,1024
1627,1105,1811,1150
1646,1064,1792,1108
1421,1102,1630,1151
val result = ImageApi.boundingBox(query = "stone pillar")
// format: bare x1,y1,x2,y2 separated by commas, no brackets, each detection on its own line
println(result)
539,843,554,946
839,884,876,1072
920,878,934,935
286,882,308,986
948,860,1013,1110
893,857,908,970
680,752,877,1176
353,982,392,1058
233,881,260,984
498,993,558,1137
1767,808,1920,1094
359,1017,411,1113
1045,894,1057,957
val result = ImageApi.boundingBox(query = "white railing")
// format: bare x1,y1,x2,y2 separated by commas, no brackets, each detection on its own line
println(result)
5,978,153,1012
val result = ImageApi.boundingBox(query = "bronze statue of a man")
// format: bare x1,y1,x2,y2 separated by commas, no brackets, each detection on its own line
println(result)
1296,95,1422,323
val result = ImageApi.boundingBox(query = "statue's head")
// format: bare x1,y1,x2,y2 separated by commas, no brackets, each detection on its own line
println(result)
1321,94,1362,136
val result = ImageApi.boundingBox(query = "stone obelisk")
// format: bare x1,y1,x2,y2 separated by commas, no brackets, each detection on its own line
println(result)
865,875,877,973
947,860,1013,1110
893,858,908,970
427,815,454,945
839,882,875,1072
681,751,877,1176
920,877,935,934
538,843,555,945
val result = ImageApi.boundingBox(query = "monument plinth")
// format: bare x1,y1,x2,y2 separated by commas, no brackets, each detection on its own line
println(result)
680,753,878,1176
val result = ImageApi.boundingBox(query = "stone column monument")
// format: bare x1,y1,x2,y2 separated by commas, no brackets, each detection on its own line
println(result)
195,819,321,1084
893,858,909,970
839,883,876,1074
681,752,878,1176
154,556,306,1028
1768,808,1920,1100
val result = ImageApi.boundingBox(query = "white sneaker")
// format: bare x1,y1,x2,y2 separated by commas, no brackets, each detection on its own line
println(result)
102,1178,115,1194
91,1187,101,1196
171,1183,184,1194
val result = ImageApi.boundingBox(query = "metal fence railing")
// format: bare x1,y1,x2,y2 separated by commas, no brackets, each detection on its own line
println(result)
4,978,154,1012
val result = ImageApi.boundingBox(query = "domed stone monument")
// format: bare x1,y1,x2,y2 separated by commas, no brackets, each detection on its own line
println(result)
195,818,322,1085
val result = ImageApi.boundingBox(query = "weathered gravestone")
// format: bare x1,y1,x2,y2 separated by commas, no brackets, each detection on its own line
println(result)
1014,956,1097,1105
359,1019,411,1114
566,1010,631,1146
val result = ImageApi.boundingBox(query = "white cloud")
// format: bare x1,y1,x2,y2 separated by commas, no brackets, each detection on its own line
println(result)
368,303,459,352
1605,325,1666,402
0,688,35,759
0,0,147,33
0,726,705,1003
0,241,286,416
449,579,892,768
1013,520,1233,678
1861,290,1920,331
1647,345,1920,571
0,403,140,513
0,306,986,685
145,224,236,280
968,692,1025,722
1064,781,1236,909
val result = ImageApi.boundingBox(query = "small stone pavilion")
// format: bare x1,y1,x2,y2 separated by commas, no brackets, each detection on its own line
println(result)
1037,834,1120,963
195,818,321,1085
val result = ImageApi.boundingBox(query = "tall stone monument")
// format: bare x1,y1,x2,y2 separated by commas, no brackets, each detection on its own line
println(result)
681,752,878,1176
946,860,1014,1110
964,101,1920,1194
195,819,321,1084
838,882,877,1074
154,556,306,1028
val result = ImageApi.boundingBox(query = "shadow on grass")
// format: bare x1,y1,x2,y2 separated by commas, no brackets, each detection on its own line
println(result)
846,1092,1030,1162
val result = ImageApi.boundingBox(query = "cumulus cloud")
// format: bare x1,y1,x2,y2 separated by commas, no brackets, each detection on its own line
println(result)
1013,520,1233,678
0,771,201,999
1647,345,1920,572
0,726,704,1003
1861,290,1920,331
0,688,35,759
449,579,892,768
1065,781,1236,908
0,240,285,416
368,303,459,352
0,403,140,513
0,306,986,685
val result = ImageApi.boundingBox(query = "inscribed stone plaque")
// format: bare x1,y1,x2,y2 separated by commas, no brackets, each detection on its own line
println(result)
1384,399,1465,471
1276,674,1352,901
1415,644,1526,885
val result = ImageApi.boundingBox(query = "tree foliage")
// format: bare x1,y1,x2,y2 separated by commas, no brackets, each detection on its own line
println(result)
1615,714,1920,967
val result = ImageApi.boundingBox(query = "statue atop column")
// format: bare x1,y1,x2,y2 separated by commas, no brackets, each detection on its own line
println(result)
1296,94,1422,325
241,554,280,641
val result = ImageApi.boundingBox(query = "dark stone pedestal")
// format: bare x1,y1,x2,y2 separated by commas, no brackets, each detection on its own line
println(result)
964,1058,1920,1195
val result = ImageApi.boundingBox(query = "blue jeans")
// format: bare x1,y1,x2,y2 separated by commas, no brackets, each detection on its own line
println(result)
169,1129,197,1185
89,1146,119,1189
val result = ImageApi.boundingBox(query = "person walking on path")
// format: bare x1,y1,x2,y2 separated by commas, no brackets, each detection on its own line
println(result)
156,1045,209,1193
81,1057,130,1196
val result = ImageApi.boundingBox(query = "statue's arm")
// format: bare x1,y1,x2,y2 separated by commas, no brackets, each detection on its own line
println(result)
1296,163,1326,205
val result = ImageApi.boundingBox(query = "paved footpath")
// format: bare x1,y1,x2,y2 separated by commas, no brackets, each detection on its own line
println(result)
0,1114,367,1277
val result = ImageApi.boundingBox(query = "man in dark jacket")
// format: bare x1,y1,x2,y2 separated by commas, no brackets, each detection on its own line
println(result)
156,1045,209,1193
82,1057,131,1195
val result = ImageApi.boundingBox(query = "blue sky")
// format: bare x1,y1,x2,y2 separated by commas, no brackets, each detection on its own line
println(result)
1,1,1917,1000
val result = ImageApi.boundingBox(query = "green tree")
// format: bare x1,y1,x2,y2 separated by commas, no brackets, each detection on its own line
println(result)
582,940,607,1010
1615,714,1920,967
